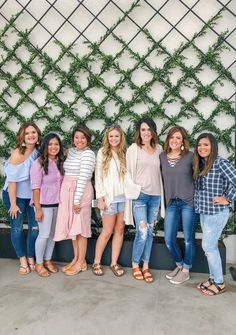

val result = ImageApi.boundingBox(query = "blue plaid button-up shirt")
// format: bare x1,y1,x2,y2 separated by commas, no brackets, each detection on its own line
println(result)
194,156,236,215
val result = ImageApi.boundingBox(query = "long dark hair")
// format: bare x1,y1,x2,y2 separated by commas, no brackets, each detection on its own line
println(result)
193,133,218,179
134,117,158,148
38,133,64,175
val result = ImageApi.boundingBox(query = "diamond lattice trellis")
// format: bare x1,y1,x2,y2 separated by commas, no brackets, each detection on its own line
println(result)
0,0,235,232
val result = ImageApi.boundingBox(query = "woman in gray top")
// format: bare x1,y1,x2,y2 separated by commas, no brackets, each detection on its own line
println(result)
160,126,196,284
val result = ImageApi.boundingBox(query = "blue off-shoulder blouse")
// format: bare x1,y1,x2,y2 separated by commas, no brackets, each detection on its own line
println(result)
3,149,38,199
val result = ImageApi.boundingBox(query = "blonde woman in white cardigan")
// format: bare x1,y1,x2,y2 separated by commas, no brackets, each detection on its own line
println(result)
92,125,128,277
126,118,165,283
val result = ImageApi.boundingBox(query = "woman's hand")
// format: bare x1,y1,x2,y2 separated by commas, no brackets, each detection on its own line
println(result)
74,204,81,214
35,208,43,222
213,196,230,205
97,197,107,210
8,205,21,219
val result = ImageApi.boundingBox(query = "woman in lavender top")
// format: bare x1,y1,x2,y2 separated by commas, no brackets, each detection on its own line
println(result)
160,126,196,285
30,133,64,277
2,121,41,275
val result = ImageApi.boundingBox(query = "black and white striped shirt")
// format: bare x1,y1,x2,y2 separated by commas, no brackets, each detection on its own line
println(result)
64,147,95,204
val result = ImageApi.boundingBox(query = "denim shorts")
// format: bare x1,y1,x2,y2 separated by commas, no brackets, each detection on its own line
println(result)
103,202,125,216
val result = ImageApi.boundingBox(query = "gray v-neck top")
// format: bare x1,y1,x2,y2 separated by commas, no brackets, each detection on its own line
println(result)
160,151,194,206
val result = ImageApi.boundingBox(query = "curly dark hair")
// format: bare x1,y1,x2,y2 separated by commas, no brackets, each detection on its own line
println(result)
38,133,64,175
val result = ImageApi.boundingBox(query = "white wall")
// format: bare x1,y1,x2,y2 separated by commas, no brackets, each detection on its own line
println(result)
0,0,235,262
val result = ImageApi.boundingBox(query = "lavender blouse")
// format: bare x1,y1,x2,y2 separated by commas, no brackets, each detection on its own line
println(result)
30,158,63,205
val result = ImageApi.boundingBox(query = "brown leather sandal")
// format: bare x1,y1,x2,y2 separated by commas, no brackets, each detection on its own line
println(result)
64,262,87,276
142,269,154,283
61,260,77,273
110,264,125,277
27,258,36,271
19,265,30,275
92,263,104,276
132,267,144,280
43,260,59,273
35,264,50,277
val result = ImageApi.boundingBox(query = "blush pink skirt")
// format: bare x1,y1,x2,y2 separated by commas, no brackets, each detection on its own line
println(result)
54,176,94,241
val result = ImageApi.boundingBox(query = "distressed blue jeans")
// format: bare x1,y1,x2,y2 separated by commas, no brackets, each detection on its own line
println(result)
201,208,229,284
132,192,161,264
164,198,196,269
2,190,38,258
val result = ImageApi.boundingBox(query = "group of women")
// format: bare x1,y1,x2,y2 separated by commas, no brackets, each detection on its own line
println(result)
2,118,236,296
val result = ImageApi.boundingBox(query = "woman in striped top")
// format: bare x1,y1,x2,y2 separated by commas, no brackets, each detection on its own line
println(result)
92,125,127,277
54,125,95,275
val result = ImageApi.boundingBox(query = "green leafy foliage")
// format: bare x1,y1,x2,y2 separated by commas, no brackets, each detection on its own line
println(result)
0,2,235,236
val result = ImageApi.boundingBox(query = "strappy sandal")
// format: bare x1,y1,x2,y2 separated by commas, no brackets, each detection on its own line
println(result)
65,262,87,276
92,263,104,276
110,264,125,277
200,282,226,296
35,264,50,277
61,260,77,273
196,278,214,290
19,265,30,275
43,260,59,273
132,267,143,280
27,258,36,271
142,269,154,283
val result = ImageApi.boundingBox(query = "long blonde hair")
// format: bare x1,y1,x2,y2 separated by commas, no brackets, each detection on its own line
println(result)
101,125,127,178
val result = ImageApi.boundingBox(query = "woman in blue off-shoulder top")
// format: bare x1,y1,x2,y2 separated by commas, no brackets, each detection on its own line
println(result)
2,121,41,275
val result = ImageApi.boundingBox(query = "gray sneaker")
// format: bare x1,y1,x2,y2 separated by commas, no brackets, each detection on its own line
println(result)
165,266,180,280
169,270,190,284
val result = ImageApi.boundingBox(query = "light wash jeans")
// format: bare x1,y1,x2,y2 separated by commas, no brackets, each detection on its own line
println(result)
2,190,38,258
164,198,196,269
132,192,161,264
35,207,58,264
201,208,229,283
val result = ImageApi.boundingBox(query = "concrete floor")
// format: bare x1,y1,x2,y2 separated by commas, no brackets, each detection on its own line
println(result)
0,258,236,335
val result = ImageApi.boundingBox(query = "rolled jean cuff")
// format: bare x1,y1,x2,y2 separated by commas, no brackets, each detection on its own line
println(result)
132,257,141,264
183,263,192,270
142,258,150,263
176,261,183,267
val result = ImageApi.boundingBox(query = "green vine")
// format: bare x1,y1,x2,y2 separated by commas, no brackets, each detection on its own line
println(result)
0,1,235,236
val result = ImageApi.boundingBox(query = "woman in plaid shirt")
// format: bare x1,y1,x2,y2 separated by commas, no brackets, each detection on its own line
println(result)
193,133,236,296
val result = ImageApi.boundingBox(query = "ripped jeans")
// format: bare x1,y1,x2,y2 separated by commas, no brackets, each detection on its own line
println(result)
2,190,39,258
201,208,229,283
132,192,160,264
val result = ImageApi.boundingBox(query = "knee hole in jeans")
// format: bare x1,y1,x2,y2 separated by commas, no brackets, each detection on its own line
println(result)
138,223,148,240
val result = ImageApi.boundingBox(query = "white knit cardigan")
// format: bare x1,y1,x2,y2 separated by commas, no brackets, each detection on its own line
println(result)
124,143,165,226
95,148,141,209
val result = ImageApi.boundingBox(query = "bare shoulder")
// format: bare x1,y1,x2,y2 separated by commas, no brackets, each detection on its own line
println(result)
9,149,25,165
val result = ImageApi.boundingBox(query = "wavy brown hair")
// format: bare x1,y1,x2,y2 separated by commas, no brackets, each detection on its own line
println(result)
134,117,158,148
101,125,126,178
16,121,41,154
164,126,189,156
193,133,218,179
